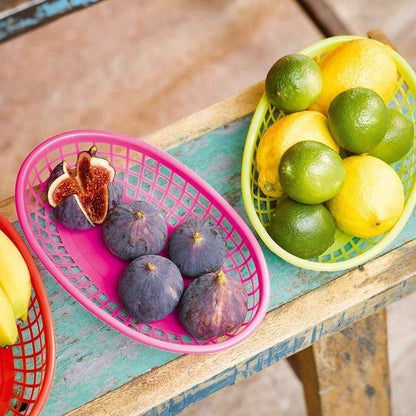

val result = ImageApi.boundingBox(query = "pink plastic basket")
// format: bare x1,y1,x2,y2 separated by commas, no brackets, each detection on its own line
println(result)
15,130,270,354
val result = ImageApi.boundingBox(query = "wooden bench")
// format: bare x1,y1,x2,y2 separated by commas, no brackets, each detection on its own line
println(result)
1,80,415,414
0,2,414,415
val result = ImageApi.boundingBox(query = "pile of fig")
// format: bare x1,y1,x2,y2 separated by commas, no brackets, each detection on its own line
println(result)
47,147,248,340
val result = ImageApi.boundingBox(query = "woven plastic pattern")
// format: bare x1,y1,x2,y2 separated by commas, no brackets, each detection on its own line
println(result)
15,131,269,354
0,215,55,415
242,35,416,271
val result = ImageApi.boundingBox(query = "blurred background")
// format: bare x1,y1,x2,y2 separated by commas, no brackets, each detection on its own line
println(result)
0,0,415,414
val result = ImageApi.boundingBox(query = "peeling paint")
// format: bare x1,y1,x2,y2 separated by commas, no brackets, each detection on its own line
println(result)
0,0,104,43
9,112,416,415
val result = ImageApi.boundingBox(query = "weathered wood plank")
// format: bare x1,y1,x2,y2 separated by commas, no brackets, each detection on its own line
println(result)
0,0,33,14
5,111,416,415
296,0,349,36
368,29,396,49
0,0,105,43
0,82,264,223
67,238,416,416
323,0,416,67
0,0,322,201
292,310,390,416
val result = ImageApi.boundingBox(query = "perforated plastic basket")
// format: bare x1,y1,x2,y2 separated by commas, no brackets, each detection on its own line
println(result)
242,35,416,271
15,130,270,354
0,214,56,415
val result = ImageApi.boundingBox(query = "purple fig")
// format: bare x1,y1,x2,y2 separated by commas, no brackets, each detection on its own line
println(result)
103,201,167,261
179,271,248,339
107,182,124,210
53,195,93,230
118,255,184,322
169,217,226,278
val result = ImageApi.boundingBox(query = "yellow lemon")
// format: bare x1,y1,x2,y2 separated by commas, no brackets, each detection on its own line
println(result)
256,111,339,197
310,39,397,115
327,155,404,238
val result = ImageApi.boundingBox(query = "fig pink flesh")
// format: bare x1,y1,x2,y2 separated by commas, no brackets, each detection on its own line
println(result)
47,147,117,227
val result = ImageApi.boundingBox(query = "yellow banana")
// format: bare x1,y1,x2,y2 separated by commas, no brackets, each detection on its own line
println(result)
0,230,31,321
0,285,18,347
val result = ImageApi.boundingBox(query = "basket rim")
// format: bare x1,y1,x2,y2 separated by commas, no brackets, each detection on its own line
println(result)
241,35,416,272
15,129,270,354
0,213,56,414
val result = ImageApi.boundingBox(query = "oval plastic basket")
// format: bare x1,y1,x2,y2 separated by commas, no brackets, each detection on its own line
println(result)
15,130,270,354
0,214,56,416
242,35,416,272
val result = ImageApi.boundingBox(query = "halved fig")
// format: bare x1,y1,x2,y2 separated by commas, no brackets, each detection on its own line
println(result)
76,146,115,193
47,161,80,208
47,146,120,230
53,195,94,231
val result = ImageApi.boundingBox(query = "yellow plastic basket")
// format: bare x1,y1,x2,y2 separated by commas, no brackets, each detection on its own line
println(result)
242,35,416,272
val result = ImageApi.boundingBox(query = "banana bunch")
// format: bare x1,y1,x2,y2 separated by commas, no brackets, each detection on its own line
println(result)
0,230,31,347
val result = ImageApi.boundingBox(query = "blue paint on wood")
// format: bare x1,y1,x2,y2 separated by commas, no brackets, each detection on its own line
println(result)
10,115,416,414
0,0,104,43
143,282,405,416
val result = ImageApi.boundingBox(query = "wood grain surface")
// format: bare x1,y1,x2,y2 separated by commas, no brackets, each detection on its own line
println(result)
67,239,416,416
0,83,264,224
0,0,322,201
1,2,415,414
292,310,390,416
324,0,416,66
6,100,416,415
296,0,349,36
0,0,32,14
0,0,105,42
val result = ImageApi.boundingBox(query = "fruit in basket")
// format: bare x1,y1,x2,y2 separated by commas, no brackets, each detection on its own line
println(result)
53,195,94,230
103,201,167,261
179,270,247,339
256,111,339,198
169,217,226,278
53,181,123,231
118,255,184,322
47,146,117,230
0,286,18,347
268,199,335,259
310,38,397,114
107,182,124,210
0,230,31,321
279,141,345,204
328,88,389,154
369,109,414,164
265,54,322,113
327,155,404,238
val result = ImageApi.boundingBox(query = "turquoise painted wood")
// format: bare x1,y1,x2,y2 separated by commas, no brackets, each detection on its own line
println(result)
13,116,416,415
145,272,415,416
0,0,104,43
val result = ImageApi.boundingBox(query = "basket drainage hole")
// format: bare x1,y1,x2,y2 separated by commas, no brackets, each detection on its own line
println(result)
19,402,29,412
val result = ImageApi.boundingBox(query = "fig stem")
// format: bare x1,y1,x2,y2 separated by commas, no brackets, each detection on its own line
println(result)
193,232,203,242
147,262,156,271
89,146,98,156
136,210,144,218
216,271,227,285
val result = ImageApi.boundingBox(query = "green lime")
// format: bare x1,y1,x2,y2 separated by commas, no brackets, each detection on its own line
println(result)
268,199,335,259
279,141,345,204
328,87,389,154
369,109,414,164
265,54,322,113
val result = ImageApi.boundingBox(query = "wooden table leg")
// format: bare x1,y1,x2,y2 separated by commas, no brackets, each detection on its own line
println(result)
288,309,391,416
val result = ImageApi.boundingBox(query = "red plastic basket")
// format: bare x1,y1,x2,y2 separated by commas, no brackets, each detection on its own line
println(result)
15,130,270,354
0,214,56,415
